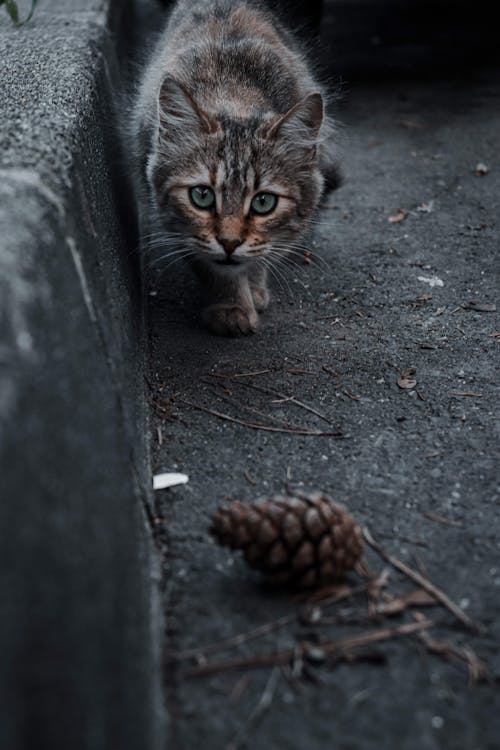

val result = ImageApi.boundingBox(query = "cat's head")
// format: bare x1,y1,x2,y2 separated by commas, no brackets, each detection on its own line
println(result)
147,77,325,268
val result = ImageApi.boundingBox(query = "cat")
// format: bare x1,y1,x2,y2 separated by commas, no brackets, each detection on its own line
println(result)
131,0,340,336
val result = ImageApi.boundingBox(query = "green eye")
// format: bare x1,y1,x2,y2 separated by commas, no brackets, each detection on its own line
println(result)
190,185,215,210
251,192,277,215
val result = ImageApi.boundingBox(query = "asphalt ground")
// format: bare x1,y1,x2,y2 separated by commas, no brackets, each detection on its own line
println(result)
147,66,500,749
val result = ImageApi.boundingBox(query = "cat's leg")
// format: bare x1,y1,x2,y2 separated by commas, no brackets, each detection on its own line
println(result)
193,261,258,336
248,264,270,312
203,276,258,336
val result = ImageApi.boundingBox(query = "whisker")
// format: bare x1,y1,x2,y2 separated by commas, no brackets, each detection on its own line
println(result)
270,244,332,271
144,248,193,270
151,251,196,280
260,258,296,303
266,252,310,295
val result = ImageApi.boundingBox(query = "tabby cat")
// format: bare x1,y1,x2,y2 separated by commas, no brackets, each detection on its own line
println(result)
131,0,339,335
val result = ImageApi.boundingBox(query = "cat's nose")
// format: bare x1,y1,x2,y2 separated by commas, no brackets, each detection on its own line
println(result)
218,237,242,256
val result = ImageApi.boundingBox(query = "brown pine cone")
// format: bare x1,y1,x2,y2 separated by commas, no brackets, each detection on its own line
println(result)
209,491,363,588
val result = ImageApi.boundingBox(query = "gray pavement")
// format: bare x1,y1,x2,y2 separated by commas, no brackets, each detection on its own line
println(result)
149,68,500,748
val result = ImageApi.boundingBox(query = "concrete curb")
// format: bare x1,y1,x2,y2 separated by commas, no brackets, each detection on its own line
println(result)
0,3,164,748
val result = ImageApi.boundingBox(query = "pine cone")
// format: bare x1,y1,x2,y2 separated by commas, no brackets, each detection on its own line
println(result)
209,491,363,588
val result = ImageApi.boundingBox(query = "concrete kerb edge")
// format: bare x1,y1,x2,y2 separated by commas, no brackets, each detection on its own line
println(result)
0,3,165,748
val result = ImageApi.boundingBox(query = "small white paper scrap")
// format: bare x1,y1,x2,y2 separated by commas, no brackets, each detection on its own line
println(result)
153,472,189,490
418,275,444,288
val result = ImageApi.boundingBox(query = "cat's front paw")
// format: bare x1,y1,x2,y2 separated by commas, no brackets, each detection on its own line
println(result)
250,283,270,312
203,303,258,336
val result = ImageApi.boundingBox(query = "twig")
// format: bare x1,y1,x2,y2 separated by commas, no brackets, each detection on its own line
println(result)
303,581,368,608
179,400,342,436
376,589,436,617
186,619,433,677
321,365,340,380
422,511,463,528
413,613,488,685
363,528,483,633
174,614,295,662
208,388,300,429
226,667,280,750
177,584,381,662
379,533,428,548
449,391,483,398
342,390,360,401
286,369,318,375
211,369,272,379
244,469,257,486
229,674,252,702
208,376,336,427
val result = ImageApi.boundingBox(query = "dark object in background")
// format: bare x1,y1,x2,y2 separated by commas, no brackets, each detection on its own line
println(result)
157,0,499,79
282,0,324,39
320,0,500,80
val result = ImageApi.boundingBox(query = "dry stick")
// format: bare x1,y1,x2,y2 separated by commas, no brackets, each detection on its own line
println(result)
304,579,377,609
449,391,483,398
424,638,487,686
244,469,257,486
322,365,340,379
211,369,272,379
226,667,280,750
213,376,333,424
208,388,300,430
422,511,463,528
179,399,342,436
211,376,336,427
177,584,371,663
174,614,296,662
186,619,433,678
413,612,488,685
342,390,361,401
379,533,428,548
363,528,483,633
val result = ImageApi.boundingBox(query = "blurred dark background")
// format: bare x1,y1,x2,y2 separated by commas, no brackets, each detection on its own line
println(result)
279,0,500,80
154,0,500,80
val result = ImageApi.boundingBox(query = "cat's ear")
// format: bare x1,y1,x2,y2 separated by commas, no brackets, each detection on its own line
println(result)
266,93,324,146
159,76,217,135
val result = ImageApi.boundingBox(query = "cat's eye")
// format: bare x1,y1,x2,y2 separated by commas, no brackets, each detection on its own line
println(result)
190,185,215,210
251,192,278,216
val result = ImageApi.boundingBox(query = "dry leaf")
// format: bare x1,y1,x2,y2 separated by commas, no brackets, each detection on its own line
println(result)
475,162,489,176
388,208,408,223
153,472,189,490
418,275,444,288
417,200,434,213
397,377,417,390
463,300,496,313
397,367,417,390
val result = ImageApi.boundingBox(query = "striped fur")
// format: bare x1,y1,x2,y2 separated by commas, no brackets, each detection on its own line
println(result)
132,0,340,335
